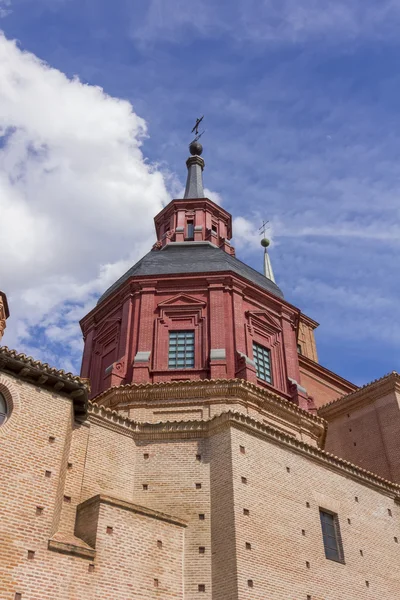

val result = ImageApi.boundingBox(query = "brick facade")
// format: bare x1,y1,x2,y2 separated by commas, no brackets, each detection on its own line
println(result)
1,370,400,599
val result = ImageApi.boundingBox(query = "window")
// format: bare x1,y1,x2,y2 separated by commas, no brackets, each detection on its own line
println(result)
253,342,272,383
319,509,345,563
186,220,194,240
168,331,195,369
0,392,7,425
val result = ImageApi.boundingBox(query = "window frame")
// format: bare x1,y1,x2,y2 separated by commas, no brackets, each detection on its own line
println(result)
252,341,273,384
319,509,345,564
186,220,194,240
168,330,195,370
0,391,8,425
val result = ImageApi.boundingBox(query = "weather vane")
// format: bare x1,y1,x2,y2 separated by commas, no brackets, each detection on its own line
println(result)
191,115,205,142
258,220,270,240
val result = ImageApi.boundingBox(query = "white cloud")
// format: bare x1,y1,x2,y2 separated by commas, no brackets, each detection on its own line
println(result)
204,188,222,206
233,216,274,252
0,33,171,368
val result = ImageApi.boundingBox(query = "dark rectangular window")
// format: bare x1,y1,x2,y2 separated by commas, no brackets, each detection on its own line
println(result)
319,509,345,563
168,331,195,369
253,342,272,383
186,220,194,240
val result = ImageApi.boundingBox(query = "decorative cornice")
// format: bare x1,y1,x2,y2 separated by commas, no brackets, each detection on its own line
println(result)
299,312,319,330
319,371,400,419
93,378,324,425
0,346,88,416
86,405,400,497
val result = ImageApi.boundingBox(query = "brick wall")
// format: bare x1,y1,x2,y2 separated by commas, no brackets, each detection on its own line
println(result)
230,425,400,599
321,381,400,484
1,371,399,600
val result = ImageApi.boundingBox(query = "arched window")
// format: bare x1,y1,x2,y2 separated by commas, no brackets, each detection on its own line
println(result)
0,392,7,425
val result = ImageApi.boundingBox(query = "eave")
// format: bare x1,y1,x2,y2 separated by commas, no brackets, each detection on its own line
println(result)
0,346,88,417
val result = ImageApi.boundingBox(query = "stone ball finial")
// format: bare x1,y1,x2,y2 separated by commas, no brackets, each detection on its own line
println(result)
189,140,203,156
261,238,270,248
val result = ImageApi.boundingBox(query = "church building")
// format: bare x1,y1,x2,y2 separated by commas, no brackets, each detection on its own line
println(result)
0,137,400,599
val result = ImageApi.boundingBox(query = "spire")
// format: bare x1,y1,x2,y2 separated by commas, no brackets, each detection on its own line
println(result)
262,240,276,283
259,219,276,283
184,140,205,199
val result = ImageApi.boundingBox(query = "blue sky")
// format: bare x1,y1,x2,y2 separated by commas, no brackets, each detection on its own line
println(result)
1,0,400,386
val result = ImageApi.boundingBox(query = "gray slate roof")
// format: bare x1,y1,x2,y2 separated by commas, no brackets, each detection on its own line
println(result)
98,243,284,304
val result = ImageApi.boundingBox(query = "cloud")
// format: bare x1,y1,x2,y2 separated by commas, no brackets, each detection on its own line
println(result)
128,0,400,45
0,33,171,369
0,0,11,18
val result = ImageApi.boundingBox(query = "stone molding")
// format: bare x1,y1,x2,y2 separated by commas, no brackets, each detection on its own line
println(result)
48,537,96,560
319,371,400,419
86,404,400,497
77,494,187,528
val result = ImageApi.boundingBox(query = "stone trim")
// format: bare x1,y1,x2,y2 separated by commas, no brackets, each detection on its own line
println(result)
78,494,187,528
319,371,400,418
86,404,400,497
0,346,88,416
210,349,226,360
134,351,151,363
48,537,96,559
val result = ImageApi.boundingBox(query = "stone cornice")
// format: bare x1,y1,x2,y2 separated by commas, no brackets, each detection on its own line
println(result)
299,354,357,395
0,346,88,416
319,371,400,420
78,494,187,528
86,405,400,497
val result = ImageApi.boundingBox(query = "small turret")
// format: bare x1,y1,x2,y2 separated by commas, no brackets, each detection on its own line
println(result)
0,291,10,342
